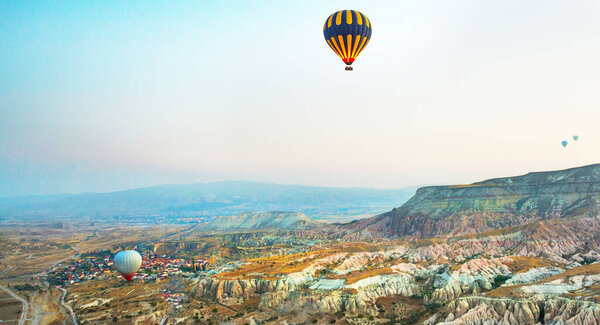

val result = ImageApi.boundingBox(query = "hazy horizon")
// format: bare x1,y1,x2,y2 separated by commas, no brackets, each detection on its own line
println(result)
2,0,600,197
3,162,599,200
0,178,426,199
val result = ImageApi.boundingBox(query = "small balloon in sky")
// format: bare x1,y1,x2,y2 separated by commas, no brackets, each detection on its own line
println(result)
573,135,579,141
561,140,568,148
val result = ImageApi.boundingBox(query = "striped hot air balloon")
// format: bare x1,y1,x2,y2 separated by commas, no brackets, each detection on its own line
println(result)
323,10,372,71
113,250,142,282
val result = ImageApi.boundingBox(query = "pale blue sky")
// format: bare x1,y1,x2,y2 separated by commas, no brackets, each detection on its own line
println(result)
1,0,600,196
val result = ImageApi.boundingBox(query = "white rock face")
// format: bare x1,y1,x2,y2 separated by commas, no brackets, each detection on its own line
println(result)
570,250,600,263
80,298,113,309
345,274,420,301
259,290,369,315
285,270,313,286
521,279,580,295
309,279,345,291
430,257,513,302
285,252,349,286
520,274,600,295
390,262,423,274
442,295,600,325
333,252,374,275
504,266,564,286
332,246,410,275
193,278,295,300
568,274,600,287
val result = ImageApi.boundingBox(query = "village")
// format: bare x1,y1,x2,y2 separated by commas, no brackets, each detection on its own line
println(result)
45,251,211,305
47,251,213,286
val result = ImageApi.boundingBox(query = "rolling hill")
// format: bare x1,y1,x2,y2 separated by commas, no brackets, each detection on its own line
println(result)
199,211,320,231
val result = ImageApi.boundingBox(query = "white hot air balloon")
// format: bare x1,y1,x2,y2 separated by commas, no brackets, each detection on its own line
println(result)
113,250,142,282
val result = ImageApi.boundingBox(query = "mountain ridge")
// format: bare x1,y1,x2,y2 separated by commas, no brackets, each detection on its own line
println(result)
0,180,416,220
347,163,600,238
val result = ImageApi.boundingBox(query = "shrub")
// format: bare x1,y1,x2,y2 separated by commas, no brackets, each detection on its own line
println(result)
582,257,595,265
492,275,512,288
425,302,443,310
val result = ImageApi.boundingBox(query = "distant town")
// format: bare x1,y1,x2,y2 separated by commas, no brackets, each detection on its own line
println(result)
46,251,212,305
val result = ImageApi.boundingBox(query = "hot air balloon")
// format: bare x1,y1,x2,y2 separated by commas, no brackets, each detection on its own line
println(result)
573,135,579,141
113,250,142,282
561,140,568,148
323,10,372,71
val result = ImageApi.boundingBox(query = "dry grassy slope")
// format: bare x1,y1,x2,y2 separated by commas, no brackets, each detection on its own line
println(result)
346,163,600,238
69,278,237,324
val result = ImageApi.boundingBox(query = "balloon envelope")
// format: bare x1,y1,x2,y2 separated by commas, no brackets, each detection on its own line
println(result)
114,250,142,281
573,135,579,141
323,10,372,69
561,141,568,148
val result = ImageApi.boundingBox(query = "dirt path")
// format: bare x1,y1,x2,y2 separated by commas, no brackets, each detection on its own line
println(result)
52,289,69,325
217,301,240,314
29,291,43,325
0,283,28,325
59,288,77,325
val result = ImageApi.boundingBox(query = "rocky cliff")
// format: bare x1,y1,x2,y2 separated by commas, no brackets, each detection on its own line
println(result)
347,164,600,238
191,277,296,300
260,291,368,315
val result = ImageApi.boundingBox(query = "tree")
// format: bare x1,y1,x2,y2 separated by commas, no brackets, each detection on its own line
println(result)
492,275,512,288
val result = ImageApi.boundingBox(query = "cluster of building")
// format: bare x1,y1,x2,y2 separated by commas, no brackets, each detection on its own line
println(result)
176,216,211,224
47,255,113,286
47,252,212,286
138,254,212,278
160,289,187,308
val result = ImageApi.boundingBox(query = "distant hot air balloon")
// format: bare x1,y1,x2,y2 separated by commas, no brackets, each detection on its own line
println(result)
323,10,372,71
114,250,142,282
573,135,579,141
561,140,568,148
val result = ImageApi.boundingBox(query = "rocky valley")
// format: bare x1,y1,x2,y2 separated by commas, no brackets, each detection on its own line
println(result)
4,164,600,324
182,164,600,324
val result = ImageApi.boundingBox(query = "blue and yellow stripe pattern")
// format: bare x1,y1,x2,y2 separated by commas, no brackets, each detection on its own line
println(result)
323,10,372,66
